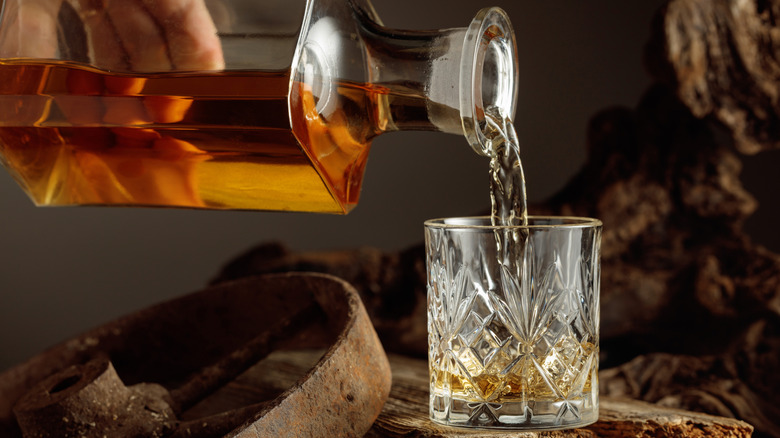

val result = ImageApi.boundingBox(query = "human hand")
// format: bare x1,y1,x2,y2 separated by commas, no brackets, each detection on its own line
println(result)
1,0,224,71
0,0,227,206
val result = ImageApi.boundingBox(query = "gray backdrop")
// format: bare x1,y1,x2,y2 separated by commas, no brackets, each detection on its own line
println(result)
2,0,776,371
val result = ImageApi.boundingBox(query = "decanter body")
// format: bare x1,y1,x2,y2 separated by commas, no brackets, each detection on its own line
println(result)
0,0,517,213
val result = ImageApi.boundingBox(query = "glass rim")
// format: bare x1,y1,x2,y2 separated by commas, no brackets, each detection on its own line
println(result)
424,215,602,230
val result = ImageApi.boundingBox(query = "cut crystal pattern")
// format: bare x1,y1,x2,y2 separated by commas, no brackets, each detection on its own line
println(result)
427,218,601,429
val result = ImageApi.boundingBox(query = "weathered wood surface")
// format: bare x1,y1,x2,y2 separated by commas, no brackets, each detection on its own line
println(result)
222,351,752,437
369,355,754,438
212,1,780,436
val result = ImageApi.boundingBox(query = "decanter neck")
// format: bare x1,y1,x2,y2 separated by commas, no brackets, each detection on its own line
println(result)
358,7,518,155
291,1,518,156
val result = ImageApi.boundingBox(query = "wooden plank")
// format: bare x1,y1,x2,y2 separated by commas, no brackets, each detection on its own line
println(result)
367,355,754,437
171,349,754,437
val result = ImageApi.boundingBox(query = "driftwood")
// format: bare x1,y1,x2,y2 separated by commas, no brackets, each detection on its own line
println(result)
212,0,780,436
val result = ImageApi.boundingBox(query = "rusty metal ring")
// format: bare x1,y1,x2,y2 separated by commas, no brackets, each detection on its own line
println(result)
0,273,392,437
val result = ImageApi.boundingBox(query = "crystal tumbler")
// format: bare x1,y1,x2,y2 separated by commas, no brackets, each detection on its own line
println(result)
425,216,602,430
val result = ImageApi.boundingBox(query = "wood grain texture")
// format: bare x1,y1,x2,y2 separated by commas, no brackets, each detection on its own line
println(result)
199,351,753,437
369,355,754,438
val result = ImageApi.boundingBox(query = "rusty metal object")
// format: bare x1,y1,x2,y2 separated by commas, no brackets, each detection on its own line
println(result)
0,273,392,437
14,356,176,437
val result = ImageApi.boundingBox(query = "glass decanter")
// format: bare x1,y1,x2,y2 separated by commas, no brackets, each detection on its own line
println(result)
0,0,517,213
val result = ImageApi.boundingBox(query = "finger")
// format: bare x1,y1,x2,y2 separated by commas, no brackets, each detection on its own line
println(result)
105,0,173,72
0,0,62,58
53,1,132,132
70,1,155,130
76,0,131,71
140,0,224,70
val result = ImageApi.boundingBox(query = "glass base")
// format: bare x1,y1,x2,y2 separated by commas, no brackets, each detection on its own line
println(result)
430,394,598,430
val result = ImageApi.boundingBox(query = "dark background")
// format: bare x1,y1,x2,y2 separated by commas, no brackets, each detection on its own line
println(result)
1,0,777,371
